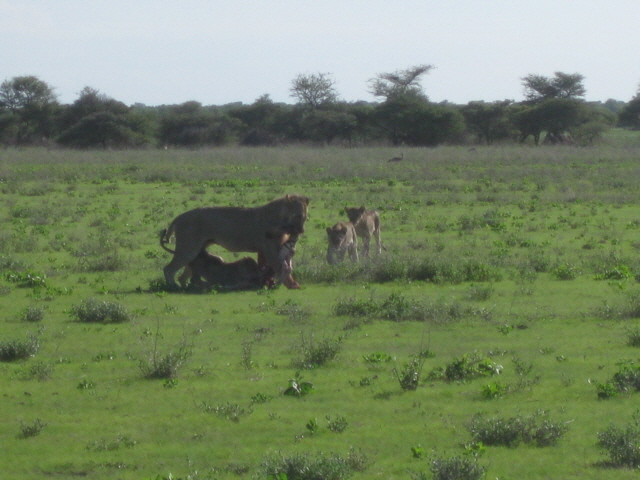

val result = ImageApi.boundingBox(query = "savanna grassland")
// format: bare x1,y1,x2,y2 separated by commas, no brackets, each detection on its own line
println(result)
3,138,640,480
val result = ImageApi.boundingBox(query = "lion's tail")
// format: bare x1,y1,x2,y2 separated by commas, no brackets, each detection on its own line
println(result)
159,224,176,254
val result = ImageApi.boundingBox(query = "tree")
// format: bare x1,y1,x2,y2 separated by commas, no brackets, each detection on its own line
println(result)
522,72,586,102
57,87,151,148
619,87,640,130
290,73,338,109
368,64,434,101
461,100,513,145
158,101,241,147
517,72,587,144
0,75,58,145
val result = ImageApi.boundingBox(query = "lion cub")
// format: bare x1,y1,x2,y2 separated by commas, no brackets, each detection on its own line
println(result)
344,206,382,257
326,221,358,265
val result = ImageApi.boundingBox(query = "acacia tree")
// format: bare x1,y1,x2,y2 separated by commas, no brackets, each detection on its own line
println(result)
368,64,462,146
289,72,338,110
516,71,587,144
368,64,434,101
0,75,58,145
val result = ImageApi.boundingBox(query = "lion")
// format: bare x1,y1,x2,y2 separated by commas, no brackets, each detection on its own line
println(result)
178,250,269,290
161,194,309,289
326,221,358,265
344,206,382,257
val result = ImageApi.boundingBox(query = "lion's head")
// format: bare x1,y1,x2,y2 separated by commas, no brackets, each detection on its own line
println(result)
278,194,310,235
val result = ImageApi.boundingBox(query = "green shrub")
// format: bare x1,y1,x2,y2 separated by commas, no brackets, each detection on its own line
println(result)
467,411,569,447
429,455,485,480
0,333,40,361
428,353,502,383
393,356,426,391
138,344,191,379
326,415,349,433
19,418,47,438
20,306,44,323
70,298,132,323
598,418,640,468
294,333,342,369
258,448,369,480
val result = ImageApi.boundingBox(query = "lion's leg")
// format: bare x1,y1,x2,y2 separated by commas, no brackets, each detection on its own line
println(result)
362,234,371,257
349,244,359,262
177,266,193,288
163,243,202,288
374,228,382,255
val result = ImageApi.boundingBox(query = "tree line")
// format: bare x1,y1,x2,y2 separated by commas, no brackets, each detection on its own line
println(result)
1,65,639,149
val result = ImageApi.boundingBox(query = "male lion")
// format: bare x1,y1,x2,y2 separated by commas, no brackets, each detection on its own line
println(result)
161,195,309,289
326,221,358,265
344,206,382,257
177,250,269,290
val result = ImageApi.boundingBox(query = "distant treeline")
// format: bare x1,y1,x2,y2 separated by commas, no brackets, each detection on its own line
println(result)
1,70,639,149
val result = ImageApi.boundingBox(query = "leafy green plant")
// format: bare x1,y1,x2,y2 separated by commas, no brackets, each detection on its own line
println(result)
326,415,348,433
393,356,426,391
69,297,132,323
411,444,425,459
305,417,319,435
283,372,314,397
428,353,502,382
481,381,507,399
251,392,273,404
363,352,393,364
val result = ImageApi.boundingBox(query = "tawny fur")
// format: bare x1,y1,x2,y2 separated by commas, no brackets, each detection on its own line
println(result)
326,221,358,265
178,251,267,290
160,195,309,288
344,206,382,257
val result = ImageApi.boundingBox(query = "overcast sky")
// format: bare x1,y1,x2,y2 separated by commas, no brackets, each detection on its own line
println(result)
2,1,639,107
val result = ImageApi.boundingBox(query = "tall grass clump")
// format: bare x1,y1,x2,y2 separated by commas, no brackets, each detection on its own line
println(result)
69,298,132,323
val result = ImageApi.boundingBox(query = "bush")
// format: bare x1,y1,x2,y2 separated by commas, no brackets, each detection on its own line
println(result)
467,411,569,447
429,455,485,480
0,333,40,361
598,419,640,468
20,306,44,323
138,345,191,379
428,353,502,383
258,449,369,480
19,418,47,438
294,333,342,369
70,298,132,323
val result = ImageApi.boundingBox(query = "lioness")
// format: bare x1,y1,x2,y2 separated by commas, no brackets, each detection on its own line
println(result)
178,250,269,290
344,206,382,257
161,195,309,288
326,221,358,265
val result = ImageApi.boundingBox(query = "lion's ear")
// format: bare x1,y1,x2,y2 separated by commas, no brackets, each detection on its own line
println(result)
286,194,291,202
326,227,332,234
359,206,366,212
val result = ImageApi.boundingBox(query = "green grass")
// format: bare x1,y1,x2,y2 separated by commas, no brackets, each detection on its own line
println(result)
2,141,640,479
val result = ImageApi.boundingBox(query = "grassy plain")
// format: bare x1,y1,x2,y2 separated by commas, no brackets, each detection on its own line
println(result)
2,139,640,479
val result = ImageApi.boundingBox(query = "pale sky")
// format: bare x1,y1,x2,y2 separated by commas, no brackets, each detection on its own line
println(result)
2,0,639,107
